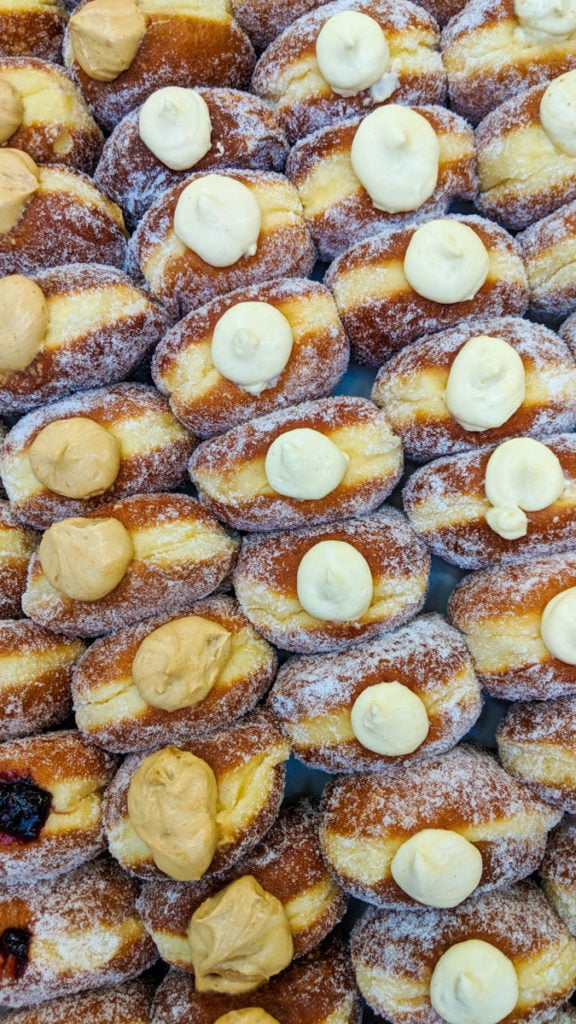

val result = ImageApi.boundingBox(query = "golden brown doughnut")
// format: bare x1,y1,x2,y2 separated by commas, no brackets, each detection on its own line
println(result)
231,0,331,51
1,978,154,1024
0,1,67,63
540,815,576,937
520,199,576,322
497,696,576,812
0,501,38,618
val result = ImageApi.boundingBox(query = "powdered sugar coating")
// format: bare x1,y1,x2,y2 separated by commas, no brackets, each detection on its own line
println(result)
2,977,155,1024
497,696,576,812
0,500,39,619
520,199,576,322
231,0,332,51
0,3,67,63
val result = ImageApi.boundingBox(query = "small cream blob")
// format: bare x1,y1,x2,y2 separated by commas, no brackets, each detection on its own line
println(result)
28,417,121,498
315,11,390,97
214,1012,280,1024
403,220,490,305
390,829,483,908
484,437,565,540
264,428,349,500
296,540,373,622
0,274,47,372
0,80,23,144
0,149,39,234
69,0,146,81
430,939,519,1024
541,586,576,664
173,175,262,267
138,87,212,170
211,301,293,395
445,335,526,432
540,70,576,155
514,0,576,37
38,516,134,601
350,680,429,755
351,105,440,214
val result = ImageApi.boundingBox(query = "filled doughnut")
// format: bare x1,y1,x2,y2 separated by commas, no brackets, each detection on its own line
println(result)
231,0,331,51
0,501,38,618
0,1,67,63
520,198,576,322
541,815,576,935
497,696,576,812
1,978,154,1024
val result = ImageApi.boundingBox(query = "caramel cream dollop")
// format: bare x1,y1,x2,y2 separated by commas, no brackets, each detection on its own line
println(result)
445,335,526,432
0,80,23,144
38,516,134,601
541,586,576,664
28,417,121,498
315,11,390,97
391,829,483,908
187,875,294,994
430,939,519,1024
69,0,146,82
484,437,565,540
540,69,576,155
0,149,39,234
264,428,349,500
174,175,262,268
131,615,232,711
403,220,490,304
127,747,219,881
0,274,47,372
350,680,429,755
296,539,373,622
211,301,293,395
514,0,576,39
138,87,212,170
214,1012,280,1024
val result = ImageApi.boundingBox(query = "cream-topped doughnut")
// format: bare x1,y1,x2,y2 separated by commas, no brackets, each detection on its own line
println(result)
497,695,576,811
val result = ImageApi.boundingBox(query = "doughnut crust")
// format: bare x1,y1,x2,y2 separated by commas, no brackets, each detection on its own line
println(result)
72,594,277,753
325,214,529,365
1,978,154,1024
130,169,316,317
371,316,576,461
151,278,349,438
189,396,403,532
94,88,288,228
520,199,576,322
497,696,576,813
0,383,195,530
350,882,576,1024
233,508,430,653
0,501,39,618
319,744,561,907
0,1,67,63
286,105,476,261
541,815,576,938
0,855,158,1008
231,0,331,51
402,432,576,570
22,492,239,637
267,613,482,772
251,0,446,145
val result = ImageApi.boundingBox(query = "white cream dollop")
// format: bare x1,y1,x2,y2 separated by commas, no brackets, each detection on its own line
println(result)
514,0,576,38
214,1012,280,1024
445,335,526,432
484,437,565,540
430,939,519,1024
173,175,262,267
211,301,293,395
351,105,440,214
540,70,576,155
138,87,212,171
403,220,490,304
315,11,390,97
264,428,349,500
296,540,373,622
541,586,576,664
390,829,483,908
350,680,429,755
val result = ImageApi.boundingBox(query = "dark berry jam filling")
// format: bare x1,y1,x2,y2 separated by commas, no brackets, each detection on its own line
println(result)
0,927,30,979
0,777,51,843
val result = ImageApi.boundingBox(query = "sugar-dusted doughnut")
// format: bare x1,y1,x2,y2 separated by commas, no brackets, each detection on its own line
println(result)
72,595,277,753
233,508,430,654
0,383,195,530
130,169,316,317
351,882,576,1024
0,855,157,1007
540,815,576,937
0,501,38,618
497,696,576,812
403,433,576,570
251,0,446,145
1,978,154,1024
22,492,239,638
520,199,576,322
63,0,255,133
231,0,331,51
151,278,349,439
286,104,476,261
267,613,482,772
95,87,288,228
372,316,576,462
325,214,529,365
0,1,67,63
103,710,289,881
189,396,402,532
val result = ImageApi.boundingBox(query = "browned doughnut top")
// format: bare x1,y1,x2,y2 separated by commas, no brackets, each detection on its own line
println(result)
520,198,576,322
497,695,576,812
0,2,67,63
2,978,154,1024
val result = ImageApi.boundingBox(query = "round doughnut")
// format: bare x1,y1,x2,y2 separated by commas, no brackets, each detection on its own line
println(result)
540,815,576,937
0,1,67,63
0,501,38,618
497,696,576,812
520,198,576,322
231,0,331,51
1,978,154,1024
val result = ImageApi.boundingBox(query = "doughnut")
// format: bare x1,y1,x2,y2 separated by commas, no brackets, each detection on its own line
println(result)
63,0,256,134
0,729,118,884
0,382,195,530
448,552,576,701
350,881,576,1024
22,492,239,638
0,1,67,63
0,619,85,742
188,396,403,533
151,278,349,439
497,696,576,812
371,316,576,461
251,0,446,145
0,264,171,417
94,88,288,228
286,104,476,261
231,0,332,51
540,815,576,937
402,432,576,570
151,935,362,1024
103,710,289,880
137,801,347,977
266,613,482,772
0,501,38,618
1,977,154,1024
0,854,158,1007
325,214,529,366
233,507,430,654
0,58,103,173
519,199,576,322
319,744,561,909
130,169,316,317
71,594,277,753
